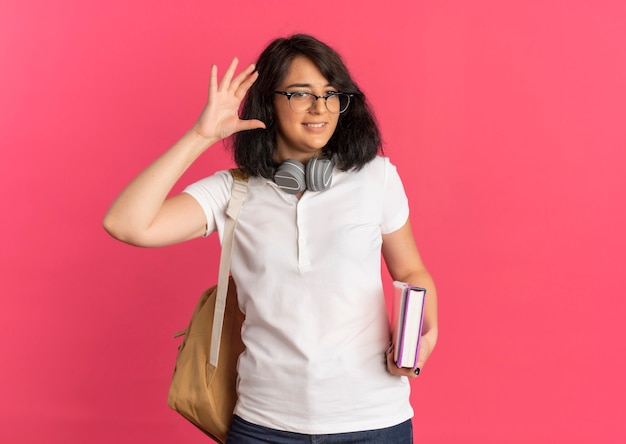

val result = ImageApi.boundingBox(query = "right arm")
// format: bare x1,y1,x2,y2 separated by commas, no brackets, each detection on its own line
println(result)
103,58,265,247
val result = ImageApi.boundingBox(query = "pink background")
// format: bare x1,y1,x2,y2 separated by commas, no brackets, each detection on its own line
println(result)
2,0,625,442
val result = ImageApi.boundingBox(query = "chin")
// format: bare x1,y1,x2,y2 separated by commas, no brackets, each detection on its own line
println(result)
307,137,332,150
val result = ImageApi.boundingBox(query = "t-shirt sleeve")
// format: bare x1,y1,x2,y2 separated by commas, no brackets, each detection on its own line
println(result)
182,170,232,238
380,158,410,234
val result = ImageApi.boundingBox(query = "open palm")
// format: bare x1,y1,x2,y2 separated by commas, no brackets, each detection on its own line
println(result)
193,58,265,141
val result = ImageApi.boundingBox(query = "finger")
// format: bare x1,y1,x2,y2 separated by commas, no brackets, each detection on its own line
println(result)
219,57,239,91
237,119,266,132
404,365,421,379
209,64,218,97
415,358,426,372
385,346,396,372
414,337,431,371
231,64,258,97
395,366,420,379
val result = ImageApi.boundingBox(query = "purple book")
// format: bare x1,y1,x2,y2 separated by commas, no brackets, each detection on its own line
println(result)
391,281,427,369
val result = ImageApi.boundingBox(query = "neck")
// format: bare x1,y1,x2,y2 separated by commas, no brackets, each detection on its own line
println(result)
274,147,324,165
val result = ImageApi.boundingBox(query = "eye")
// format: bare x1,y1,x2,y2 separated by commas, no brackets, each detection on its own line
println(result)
291,92,310,100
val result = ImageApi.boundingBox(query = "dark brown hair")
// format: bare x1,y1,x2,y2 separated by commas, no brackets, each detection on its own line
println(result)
233,34,382,178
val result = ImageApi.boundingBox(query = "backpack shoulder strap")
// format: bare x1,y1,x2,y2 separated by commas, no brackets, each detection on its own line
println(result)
229,168,249,183
209,168,249,367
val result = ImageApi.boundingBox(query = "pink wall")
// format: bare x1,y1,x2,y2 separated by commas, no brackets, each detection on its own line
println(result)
2,0,625,442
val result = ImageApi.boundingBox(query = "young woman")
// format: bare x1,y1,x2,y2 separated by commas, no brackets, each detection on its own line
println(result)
104,34,438,443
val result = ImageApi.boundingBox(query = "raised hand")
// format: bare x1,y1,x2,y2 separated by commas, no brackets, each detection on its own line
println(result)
192,58,266,142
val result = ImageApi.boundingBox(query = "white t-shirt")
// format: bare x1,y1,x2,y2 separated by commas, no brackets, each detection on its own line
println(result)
184,156,413,434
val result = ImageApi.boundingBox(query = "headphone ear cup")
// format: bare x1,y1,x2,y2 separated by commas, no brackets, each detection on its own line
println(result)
274,159,306,194
306,157,335,192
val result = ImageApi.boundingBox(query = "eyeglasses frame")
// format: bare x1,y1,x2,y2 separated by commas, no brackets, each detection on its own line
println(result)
274,91,354,114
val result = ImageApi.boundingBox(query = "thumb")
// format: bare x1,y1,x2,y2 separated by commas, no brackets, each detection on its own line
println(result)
238,119,267,132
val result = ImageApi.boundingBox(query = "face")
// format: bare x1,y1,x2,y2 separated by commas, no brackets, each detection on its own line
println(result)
273,56,340,164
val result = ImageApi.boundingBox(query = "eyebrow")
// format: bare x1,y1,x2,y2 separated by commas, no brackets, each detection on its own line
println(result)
284,82,334,89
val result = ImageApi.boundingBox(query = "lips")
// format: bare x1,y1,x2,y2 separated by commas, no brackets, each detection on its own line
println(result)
303,122,326,128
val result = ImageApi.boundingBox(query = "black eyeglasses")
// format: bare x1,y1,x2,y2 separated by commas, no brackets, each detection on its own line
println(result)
274,91,353,114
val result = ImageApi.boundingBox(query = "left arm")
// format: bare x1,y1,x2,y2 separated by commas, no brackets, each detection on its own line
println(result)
382,219,438,378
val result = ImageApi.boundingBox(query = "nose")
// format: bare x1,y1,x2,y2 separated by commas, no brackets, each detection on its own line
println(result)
310,95,327,114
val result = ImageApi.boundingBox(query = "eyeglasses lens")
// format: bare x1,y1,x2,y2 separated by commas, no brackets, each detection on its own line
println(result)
289,93,350,114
